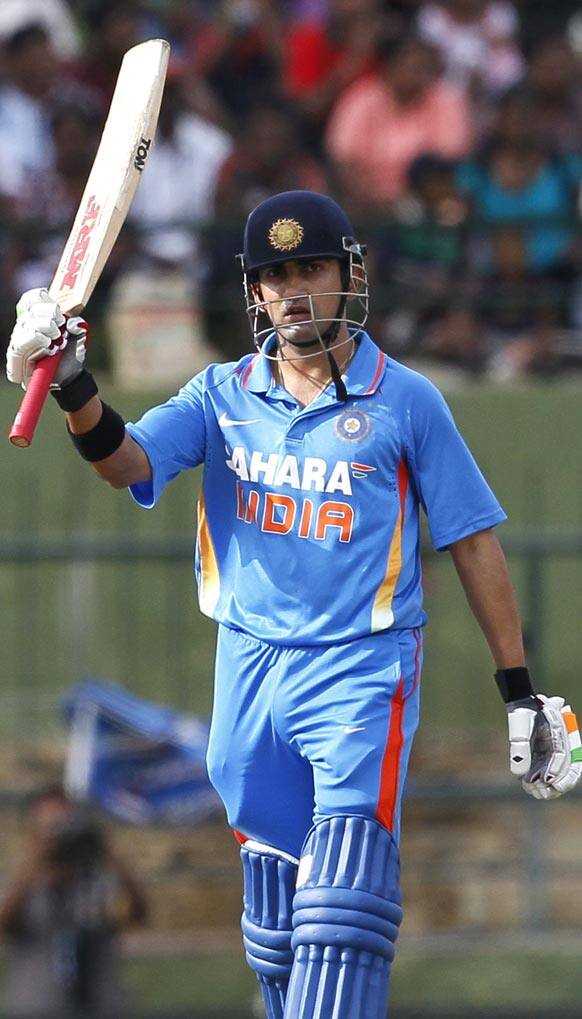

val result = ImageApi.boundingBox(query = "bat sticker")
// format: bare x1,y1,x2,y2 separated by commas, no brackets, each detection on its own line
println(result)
134,136,152,172
60,196,101,291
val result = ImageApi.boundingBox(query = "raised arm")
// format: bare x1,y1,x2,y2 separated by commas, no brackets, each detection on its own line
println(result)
65,394,151,488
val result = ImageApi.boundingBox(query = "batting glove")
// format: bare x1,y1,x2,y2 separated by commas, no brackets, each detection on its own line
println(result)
507,695,582,799
6,288,88,390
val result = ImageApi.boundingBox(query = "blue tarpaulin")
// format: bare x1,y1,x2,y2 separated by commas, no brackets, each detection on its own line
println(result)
63,679,221,825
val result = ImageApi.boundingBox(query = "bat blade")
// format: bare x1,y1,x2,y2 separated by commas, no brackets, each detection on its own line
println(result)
8,37,170,448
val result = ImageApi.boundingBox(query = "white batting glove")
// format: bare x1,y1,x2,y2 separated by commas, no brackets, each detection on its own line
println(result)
6,288,87,390
507,695,582,799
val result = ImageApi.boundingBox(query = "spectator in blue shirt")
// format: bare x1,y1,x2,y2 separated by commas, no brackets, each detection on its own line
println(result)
457,133,581,376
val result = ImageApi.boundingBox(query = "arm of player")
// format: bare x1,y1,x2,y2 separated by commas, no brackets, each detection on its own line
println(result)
450,527,582,798
449,527,525,669
66,396,152,488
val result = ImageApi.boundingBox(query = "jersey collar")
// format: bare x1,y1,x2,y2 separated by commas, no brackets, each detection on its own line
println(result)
242,331,387,398
342,331,387,396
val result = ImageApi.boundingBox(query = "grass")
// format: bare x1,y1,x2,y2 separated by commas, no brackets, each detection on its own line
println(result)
0,944,579,1013
394,948,582,1008
120,945,582,1011
124,952,256,1012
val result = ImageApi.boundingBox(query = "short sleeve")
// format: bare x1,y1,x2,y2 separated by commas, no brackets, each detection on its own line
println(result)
126,373,206,509
406,376,507,550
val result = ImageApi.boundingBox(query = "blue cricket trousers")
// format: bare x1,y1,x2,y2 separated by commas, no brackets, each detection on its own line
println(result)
206,625,422,858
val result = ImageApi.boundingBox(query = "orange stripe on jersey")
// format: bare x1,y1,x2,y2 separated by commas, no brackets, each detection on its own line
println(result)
233,830,248,845
564,711,579,734
376,677,405,832
197,490,220,615
371,458,409,631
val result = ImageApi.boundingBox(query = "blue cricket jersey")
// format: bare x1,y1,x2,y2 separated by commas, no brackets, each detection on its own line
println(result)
126,331,506,645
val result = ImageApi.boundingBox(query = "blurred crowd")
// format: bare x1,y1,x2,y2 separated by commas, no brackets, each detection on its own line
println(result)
1,0,581,380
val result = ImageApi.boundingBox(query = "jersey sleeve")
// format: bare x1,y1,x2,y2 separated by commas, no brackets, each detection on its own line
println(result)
406,376,507,550
125,373,206,508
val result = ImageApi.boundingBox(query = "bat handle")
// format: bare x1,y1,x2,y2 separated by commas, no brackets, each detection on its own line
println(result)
8,352,63,448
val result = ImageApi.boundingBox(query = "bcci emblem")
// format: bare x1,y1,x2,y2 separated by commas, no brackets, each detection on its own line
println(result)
335,408,371,443
268,218,304,252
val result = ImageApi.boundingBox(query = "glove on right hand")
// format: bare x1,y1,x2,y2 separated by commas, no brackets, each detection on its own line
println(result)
6,288,87,390
507,694,582,799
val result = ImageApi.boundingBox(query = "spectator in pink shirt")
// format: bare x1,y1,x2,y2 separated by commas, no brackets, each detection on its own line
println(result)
325,34,473,212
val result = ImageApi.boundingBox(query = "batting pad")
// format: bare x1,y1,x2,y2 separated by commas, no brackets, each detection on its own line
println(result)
285,815,402,1019
241,840,299,1019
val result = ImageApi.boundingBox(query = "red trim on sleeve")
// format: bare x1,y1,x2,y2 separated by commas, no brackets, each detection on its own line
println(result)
376,677,405,833
364,351,386,395
233,829,248,845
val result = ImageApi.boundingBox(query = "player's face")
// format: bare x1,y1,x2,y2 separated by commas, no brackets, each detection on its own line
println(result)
256,258,345,348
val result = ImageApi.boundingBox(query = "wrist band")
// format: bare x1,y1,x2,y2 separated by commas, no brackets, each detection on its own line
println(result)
67,402,125,462
51,369,98,412
495,667,535,704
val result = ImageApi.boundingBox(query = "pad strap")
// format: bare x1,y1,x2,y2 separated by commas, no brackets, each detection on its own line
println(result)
67,403,125,462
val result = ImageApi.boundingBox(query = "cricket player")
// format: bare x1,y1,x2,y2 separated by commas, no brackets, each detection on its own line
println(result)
7,191,582,1019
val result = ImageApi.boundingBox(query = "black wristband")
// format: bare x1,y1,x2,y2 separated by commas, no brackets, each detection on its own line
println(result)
67,402,125,462
494,667,535,704
51,369,98,412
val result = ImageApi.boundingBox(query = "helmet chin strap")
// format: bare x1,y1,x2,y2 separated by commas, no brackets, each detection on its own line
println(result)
321,318,349,403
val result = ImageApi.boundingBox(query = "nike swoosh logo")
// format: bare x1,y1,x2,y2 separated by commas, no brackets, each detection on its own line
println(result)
219,412,260,427
344,726,366,734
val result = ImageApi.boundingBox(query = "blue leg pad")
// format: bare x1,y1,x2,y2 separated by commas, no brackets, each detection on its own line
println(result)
241,840,299,1019
284,816,403,1019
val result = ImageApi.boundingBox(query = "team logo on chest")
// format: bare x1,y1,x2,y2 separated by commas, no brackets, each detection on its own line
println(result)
335,408,371,443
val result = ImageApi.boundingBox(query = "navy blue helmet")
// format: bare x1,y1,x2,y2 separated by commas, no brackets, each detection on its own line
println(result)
240,190,366,275
238,191,369,378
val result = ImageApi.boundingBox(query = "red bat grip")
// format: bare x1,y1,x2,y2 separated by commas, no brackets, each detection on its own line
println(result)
8,351,63,448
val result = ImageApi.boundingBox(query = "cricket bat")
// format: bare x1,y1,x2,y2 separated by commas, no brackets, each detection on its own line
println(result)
8,38,170,448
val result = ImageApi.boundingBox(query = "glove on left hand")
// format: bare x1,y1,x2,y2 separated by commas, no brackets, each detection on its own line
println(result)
507,695,582,799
